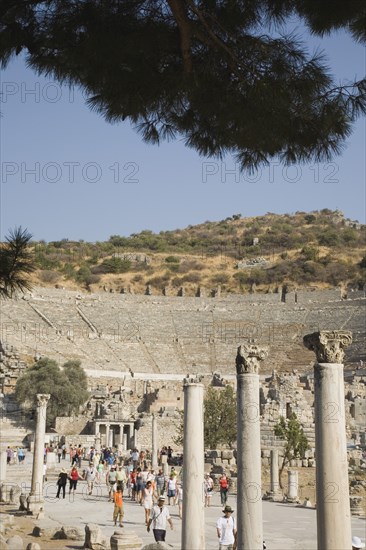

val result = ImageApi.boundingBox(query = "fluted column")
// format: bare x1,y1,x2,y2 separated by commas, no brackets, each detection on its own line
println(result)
27,394,50,515
182,375,205,550
303,331,352,550
236,344,268,550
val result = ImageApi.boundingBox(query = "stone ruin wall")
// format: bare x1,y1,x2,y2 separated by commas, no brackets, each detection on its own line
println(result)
0,287,365,380
51,368,366,459
1,287,365,459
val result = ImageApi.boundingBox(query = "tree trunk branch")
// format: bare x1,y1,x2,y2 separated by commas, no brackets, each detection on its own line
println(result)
167,0,193,74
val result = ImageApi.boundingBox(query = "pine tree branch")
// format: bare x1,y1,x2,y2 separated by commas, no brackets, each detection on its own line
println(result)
166,0,193,74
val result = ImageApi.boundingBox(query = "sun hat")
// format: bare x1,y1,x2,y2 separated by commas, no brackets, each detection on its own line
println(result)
352,536,365,549
158,496,165,501
222,505,234,513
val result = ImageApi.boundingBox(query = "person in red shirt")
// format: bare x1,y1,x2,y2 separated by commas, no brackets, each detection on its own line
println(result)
69,466,81,495
219,472,229,506
113,487,124,527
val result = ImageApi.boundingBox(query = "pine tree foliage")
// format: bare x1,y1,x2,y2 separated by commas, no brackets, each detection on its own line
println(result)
1,1,365,170
0,227,35,298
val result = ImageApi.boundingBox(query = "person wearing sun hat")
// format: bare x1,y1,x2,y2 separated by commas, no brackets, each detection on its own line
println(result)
352,535,365,549
147,495,173,542
216,505,237,550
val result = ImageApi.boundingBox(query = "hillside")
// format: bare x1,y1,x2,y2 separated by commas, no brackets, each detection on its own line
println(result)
25,209,366,295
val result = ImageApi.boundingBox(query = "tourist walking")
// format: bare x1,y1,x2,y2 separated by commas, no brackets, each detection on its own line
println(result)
177,482,183,519
147,496,173,542
107,465,117,501
204,473,214,507
85,463,96,495
56,468,68,499
116,465,127,493
113,486,124,527
219,472,229,506
69,465,81,495
216,505,237,550
6,447,13,465
166,473,177,505
17,447,25,464
155,468,166,499
143,480,154,525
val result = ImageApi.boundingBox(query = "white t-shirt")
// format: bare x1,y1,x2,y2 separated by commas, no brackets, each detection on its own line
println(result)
150,505,171,530
216,515,236,545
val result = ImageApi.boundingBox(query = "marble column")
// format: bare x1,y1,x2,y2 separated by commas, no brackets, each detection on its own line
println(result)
27,394,50,515
0,451,7,483
287,470,298,502
105,424,110,448
182,376,205,550
303,330,352,550
151,414,158,470
270,449,282,501
236,344,268,550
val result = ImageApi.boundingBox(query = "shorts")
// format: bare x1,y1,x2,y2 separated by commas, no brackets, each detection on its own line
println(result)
167,489,176,498
153,529,166,542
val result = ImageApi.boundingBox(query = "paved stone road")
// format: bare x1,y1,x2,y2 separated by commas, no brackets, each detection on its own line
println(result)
3,457,365,549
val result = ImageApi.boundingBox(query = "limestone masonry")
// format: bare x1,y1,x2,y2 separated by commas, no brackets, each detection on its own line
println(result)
0,287,365,458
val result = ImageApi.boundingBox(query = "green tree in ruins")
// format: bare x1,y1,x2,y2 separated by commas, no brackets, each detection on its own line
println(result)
0,1,365,171
15,358,89,429
175,384,237,448
274,412,309,488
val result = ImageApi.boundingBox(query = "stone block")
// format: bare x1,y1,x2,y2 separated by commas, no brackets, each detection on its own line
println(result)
84,524,108,550
205,450,219,459
6,536,23,550
32,526,58,538
110,530,143,550
262,450,271,458
53,526,84,540
221,450,233,460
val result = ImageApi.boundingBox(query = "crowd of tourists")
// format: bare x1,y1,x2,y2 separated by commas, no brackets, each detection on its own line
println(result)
49,442,241,545
5,445,26,465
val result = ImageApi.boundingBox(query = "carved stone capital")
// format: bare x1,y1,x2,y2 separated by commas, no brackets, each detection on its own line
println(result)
183,374,203,385
236,344,268,375
303,331,352,364
36,394,50,407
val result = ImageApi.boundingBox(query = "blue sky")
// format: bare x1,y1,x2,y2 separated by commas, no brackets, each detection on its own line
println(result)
0,22,365,242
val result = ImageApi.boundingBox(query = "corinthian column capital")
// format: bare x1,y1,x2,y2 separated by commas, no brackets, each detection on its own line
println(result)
236,344,268,374
303,330,352,363
36,394,50,407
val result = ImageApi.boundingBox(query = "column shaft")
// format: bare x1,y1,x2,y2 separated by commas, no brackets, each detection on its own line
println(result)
182,380,205,550
30,396,49,497
151,415,158,470
237,373,263,550
314,363,351,549
270,449,280,494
